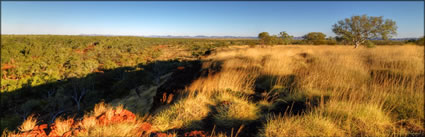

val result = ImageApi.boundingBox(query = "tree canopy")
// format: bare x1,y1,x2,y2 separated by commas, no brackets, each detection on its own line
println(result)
303,32,327,45
332,15,397,48
278,31,293,45
258,32,271,45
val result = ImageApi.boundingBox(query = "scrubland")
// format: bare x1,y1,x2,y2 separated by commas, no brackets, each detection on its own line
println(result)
4,45,424,136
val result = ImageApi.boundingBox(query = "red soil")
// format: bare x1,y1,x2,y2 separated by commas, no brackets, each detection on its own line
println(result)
12,108,151,137
184,130,208,137
12,106,210,137
177,66,185,70
1,64,15,70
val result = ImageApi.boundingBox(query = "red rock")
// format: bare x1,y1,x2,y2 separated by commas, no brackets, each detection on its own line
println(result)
167,94,174,104
184,130,207,137
12,107,140,137
140,122,152,132
156,133,174,137
1,64,15,70
97,114,107,125
177,66,185,70
12,124,49,137
39,124,48,130
62,131,72,137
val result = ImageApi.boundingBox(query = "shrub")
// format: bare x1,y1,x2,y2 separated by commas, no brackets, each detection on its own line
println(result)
302,32,327,45
365,40,376,48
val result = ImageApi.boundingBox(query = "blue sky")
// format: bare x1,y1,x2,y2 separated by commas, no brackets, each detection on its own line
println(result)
1,1,424,38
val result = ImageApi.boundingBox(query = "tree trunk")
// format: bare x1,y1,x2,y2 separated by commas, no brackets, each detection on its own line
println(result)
354,42,360,48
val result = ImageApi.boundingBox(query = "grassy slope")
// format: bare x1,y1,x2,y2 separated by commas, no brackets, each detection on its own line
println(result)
150,45,424,136
4,45,425,136
0,35,254,132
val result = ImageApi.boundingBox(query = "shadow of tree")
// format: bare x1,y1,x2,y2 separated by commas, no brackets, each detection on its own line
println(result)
1,59,202,131
253,74,331,115
159,103,263,137
1,52,330,136
152,60,327,137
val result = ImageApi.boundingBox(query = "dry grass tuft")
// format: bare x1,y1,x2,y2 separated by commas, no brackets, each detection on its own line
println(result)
53,117,74,136
151,92,213,131
260,114,344,137
94,101,108,117
18,115,37,132
213,91,260,127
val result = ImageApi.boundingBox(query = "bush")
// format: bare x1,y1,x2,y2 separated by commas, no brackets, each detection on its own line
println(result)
365,40,376,48
303,32,327,45
248,41,258,48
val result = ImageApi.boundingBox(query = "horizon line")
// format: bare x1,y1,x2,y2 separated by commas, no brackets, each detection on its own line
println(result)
1,33,423,39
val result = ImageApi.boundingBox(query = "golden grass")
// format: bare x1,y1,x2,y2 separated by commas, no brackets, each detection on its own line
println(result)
7,45,424,136
260,114,345,137
213,91,260,127
188,57,260,95
76,122,143,136
53,117,74,136
73,103,152,137
93,101,107,117
320,100,395,136
206,45,423,136
151,92,213,131
18,115,37,132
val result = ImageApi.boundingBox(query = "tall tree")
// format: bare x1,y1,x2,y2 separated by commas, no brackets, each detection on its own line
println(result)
332,15,397,48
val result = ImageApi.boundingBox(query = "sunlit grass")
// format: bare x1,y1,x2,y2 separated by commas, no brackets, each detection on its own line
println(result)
6,45,424,136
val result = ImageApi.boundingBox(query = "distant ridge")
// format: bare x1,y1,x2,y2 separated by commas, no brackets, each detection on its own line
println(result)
77,34,257,39
0,34,407,40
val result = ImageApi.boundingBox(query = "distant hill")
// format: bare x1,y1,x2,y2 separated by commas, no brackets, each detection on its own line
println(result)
145,35,258,39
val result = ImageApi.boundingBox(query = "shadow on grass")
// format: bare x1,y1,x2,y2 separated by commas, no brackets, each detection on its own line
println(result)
253,73,331,115
0,59,202,132
370,68,424,88
159,103,263,137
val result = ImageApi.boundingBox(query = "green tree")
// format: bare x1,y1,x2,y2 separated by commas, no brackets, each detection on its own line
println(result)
326,37,337,45
269,35,280,46
335,36,354,45
332,14,397,48
258,32,271,45
278,31,293,45
303,32,327,45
